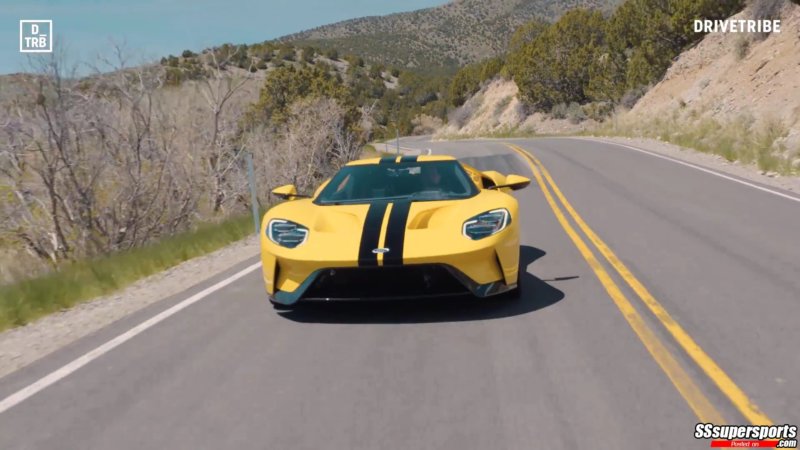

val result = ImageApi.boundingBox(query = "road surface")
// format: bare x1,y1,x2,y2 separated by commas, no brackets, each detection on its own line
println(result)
1,137,798,449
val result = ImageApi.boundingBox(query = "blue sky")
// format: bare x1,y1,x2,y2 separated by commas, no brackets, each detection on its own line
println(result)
1,0,446,74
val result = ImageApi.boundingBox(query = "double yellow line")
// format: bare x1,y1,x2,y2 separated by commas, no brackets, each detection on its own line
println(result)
506,143,772,425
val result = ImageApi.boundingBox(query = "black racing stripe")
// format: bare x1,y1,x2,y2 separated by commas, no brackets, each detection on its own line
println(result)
383,201,412,266
400,155,418,162
379,156,396,164
358,202,389,267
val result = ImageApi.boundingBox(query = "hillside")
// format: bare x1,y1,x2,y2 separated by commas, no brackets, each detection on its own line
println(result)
436,1,799,174
608,1,800,172
0,40,452,284
279,0,620,70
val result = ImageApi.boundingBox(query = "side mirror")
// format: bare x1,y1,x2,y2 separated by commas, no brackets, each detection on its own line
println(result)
480,170,506,189
271,184,310,200
488,174,531,191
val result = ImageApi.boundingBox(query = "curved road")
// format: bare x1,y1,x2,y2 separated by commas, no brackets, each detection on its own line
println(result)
1,138,798,449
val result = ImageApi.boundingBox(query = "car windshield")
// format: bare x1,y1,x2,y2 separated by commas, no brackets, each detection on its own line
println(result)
315,160,479,205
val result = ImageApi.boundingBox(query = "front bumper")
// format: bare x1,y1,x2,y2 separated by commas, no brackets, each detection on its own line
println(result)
261,208,521,305
271,264,515,304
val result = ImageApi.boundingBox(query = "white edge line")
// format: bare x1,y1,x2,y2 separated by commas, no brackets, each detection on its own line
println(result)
585,138,800,204
0,261,262,414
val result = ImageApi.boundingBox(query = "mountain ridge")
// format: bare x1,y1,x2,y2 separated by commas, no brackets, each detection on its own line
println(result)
278,0,620,70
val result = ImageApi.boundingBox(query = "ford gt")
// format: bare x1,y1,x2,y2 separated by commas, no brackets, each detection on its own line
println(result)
260,154,530,308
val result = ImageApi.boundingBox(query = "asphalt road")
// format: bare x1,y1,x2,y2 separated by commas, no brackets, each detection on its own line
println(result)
1,137,798,449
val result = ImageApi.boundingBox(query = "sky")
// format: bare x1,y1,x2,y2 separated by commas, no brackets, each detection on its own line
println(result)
1,0,446,74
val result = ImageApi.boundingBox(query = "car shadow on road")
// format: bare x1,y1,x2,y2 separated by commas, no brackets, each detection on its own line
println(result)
277,245,566,324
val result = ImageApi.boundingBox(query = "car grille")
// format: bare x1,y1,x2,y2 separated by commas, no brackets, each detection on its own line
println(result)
301,264,470,300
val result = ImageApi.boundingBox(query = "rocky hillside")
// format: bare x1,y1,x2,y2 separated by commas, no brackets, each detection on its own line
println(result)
623,1,800,155
279,0,620,70
592,0,800,175
435,78,594,137
437,1,800,173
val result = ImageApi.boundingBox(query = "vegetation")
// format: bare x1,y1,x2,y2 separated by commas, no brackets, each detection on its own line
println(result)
598,112,797,175
159,42,453,139
509,9,606,110
449,57,505,107
1,0,792,329
503,0,746,112
278,0,619,71
0,214,257,331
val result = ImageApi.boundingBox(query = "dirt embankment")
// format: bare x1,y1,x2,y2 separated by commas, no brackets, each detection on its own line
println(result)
434,79,595,138
625,2,800,153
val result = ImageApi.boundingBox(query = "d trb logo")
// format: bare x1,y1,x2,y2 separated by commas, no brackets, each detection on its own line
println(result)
20,20,53,53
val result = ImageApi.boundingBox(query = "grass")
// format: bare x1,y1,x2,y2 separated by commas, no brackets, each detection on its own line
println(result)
0,213,259,332
361,143,399,158
596,112,798,176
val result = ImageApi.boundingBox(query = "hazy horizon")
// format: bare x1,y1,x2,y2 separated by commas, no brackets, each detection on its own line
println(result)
1,0,447,75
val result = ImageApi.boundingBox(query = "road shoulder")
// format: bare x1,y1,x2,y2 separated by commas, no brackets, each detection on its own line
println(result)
582,136,800,194
0,236,260,379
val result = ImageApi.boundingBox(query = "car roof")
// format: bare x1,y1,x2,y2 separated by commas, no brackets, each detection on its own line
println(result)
346,155,456,166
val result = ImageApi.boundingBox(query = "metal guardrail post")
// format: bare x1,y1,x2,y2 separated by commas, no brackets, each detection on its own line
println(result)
246,152,259,236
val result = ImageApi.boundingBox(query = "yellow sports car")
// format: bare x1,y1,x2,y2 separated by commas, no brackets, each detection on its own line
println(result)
260,155,530,309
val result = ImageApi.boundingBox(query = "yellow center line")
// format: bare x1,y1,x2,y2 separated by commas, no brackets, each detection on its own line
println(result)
508,143,772,426
506,143,725,424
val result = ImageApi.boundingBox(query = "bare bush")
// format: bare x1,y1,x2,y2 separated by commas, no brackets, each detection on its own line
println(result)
195,50,255,213
620,85,649,110
448,102,475,128
566,102,587,124
734,36,751,59
411,114,444,135
0,52,200,263
550,103,568,119
0,47,364,282
244,97,361,196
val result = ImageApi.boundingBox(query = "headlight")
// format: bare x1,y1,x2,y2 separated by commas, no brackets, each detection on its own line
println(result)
462,209,510,240
267,219,309,248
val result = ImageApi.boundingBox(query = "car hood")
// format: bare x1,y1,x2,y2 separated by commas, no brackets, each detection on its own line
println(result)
262,190,517,265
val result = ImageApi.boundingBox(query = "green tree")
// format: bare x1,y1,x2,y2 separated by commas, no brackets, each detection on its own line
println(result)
324,48,339,60
248,65,357,129
448,64,480,106
600,0,745,95
509,9,606,110
278,46,296,61
507,19,549,53
302,46,316,63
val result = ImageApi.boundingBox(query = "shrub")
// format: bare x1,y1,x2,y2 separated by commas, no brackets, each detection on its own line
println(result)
550,103,568,119
279,46,295,61
734,36,751,59
165,67,184,86
582,102,614,121
620,85,649,109
566,102,587,124
448,102,476,128
302,46,316,63
181,49,196,58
